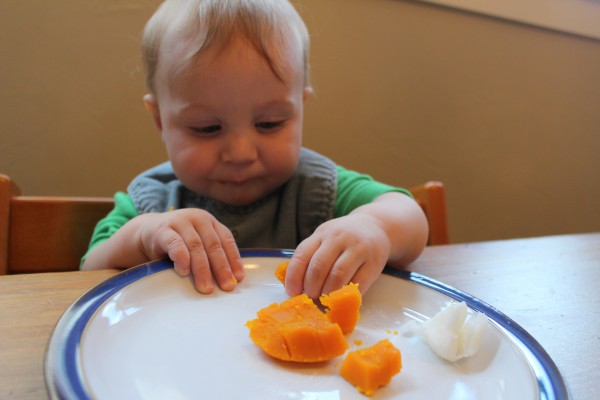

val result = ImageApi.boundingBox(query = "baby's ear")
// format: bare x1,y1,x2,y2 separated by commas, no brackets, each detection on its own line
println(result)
143,94,162,130
303,86,314,102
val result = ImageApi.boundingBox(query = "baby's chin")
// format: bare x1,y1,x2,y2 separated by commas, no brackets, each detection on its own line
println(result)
206,185,277,207
186,176,290,207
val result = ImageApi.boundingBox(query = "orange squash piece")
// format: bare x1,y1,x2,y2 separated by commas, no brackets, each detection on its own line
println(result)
340,339,402,396
320,282,361,334
274,261,288,284
246,293,348,362
274,262,362,334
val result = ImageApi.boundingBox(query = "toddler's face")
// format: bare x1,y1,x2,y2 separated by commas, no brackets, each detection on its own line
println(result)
148,36,308,206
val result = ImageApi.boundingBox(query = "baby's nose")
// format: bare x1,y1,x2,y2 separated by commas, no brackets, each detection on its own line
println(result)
222,133,258,164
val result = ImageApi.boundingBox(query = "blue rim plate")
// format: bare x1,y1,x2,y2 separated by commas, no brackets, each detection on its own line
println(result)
45,249,568,399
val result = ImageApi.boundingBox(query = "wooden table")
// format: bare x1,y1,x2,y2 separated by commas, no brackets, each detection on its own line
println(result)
1,233,598,399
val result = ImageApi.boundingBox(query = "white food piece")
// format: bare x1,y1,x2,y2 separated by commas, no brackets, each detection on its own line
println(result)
404,302,487,362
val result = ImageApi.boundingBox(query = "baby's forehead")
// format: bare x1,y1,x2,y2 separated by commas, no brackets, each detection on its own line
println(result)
157,28,305,88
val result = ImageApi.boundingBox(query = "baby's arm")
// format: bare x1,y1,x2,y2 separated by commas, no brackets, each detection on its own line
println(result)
284,192,428,299
81,209,245,294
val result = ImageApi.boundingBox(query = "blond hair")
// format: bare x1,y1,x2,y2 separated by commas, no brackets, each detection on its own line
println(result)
142,0,310,93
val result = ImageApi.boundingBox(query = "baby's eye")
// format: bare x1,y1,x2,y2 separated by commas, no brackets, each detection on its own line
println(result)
255,120,284,132
191,125,222,136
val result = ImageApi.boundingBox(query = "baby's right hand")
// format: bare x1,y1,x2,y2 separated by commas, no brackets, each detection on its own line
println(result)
137,209,244,294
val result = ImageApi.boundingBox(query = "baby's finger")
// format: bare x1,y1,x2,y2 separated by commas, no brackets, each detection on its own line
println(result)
302,242,343,300
321,251,364,295
193,221,237,292
350,260,386,296
154,228,191,276
214,223,244,283
285,237,320,296
180,227,215,294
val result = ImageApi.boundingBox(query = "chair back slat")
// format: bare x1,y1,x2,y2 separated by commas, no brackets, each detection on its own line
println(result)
8,197,114,273
0,174,113,275
409,181,450,245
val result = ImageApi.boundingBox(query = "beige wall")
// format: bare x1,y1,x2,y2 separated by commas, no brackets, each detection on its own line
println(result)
1,0,599,243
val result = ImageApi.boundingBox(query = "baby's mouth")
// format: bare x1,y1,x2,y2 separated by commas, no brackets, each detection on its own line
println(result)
217,173,261,186
218,179,247,186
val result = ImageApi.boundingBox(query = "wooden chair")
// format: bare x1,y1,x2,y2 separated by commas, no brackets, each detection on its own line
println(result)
409,181,449,246
0,174,114,275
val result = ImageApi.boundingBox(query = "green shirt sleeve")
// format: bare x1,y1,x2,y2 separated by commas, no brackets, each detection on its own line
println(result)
335,165,412,218
81,192,139,266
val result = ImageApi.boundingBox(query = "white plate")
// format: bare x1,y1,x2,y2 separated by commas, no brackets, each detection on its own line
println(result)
45,250,568,399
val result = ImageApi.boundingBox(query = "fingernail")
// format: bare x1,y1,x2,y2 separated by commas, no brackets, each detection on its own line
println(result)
176,266,190,277
221,277,237,292
199,282,215,294
234,271,245,281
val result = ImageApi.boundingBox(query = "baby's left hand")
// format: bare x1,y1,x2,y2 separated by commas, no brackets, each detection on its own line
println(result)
284,213,391,299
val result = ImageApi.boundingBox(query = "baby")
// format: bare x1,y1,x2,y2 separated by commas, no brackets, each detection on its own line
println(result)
82,0,429,299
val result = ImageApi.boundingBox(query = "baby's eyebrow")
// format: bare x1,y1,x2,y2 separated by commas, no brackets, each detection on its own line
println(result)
176,103,217,115
258,98,297,111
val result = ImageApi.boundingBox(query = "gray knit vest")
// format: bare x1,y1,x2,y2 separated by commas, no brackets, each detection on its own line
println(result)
128,148,337,249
